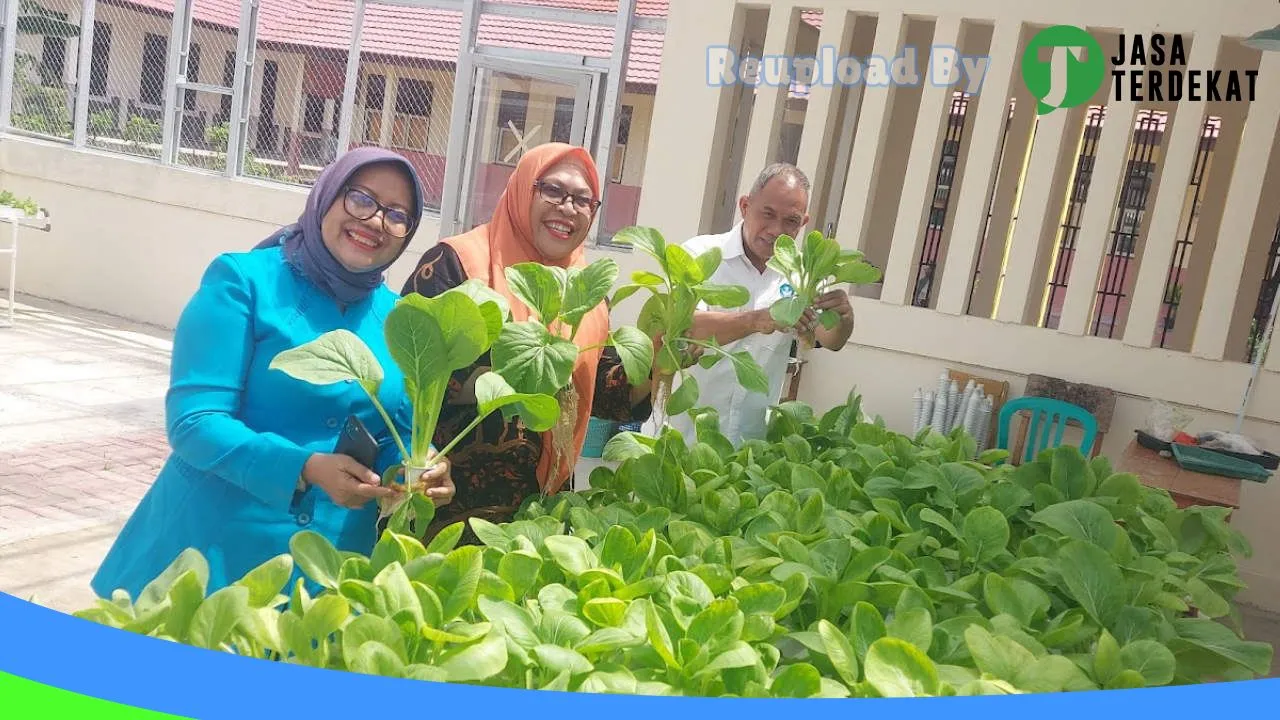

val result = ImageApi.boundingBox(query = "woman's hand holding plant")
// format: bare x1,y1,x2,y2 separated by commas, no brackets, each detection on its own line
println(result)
302,453,400,509
403,451,455,507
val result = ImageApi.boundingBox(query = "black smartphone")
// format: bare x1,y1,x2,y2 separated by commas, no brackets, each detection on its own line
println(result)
334,414,380,470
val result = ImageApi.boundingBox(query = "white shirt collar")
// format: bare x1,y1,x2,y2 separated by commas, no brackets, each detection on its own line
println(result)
717,221,747,261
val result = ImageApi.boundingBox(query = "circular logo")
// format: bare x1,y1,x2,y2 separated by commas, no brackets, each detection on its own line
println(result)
1021,25,1106,115
779,283,795,298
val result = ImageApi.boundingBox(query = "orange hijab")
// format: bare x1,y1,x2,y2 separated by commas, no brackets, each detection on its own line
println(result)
441,143,609,495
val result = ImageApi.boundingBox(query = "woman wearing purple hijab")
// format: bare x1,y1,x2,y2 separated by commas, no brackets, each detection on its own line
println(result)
92,147,454,600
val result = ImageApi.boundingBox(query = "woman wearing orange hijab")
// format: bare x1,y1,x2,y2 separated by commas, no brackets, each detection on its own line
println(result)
402,143,655,536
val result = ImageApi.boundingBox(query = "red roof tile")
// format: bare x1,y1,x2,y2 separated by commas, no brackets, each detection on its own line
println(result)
499,0,668,17
108,0,667,86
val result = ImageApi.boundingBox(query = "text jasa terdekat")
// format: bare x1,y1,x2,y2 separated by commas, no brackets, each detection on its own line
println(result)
1111,34,1259,103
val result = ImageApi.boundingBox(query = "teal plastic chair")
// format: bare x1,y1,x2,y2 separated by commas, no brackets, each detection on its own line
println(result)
996,396,1099,464
581,417,619,459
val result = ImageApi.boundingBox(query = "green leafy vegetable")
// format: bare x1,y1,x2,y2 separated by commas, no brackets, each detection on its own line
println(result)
766,231,882,349
492,258,653,393
78,393,1271,696
611,225,764,422
270,285,559,535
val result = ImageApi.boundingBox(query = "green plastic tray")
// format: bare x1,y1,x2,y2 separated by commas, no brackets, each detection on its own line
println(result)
1171,443,1272,483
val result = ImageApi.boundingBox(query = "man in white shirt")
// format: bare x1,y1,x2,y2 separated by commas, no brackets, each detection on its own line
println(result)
650,163,855,447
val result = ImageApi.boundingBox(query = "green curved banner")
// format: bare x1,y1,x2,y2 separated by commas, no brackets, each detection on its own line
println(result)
0,672,189,719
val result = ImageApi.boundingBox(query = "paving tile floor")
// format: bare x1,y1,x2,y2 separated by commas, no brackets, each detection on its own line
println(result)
0,292,1278,677
1,295,171,611
0,293,604,614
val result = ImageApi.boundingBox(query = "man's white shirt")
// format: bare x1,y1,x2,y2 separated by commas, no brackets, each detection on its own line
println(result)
642,221,794,447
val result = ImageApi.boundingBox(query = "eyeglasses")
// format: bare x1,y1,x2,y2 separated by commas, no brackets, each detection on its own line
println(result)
343,187,415,238
533,180,601,214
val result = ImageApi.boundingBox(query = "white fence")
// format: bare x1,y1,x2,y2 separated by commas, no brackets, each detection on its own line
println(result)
0,0,664,235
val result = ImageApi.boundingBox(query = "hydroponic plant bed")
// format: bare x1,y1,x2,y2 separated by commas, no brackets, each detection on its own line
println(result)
70,227,1271,697
73,393,1272,696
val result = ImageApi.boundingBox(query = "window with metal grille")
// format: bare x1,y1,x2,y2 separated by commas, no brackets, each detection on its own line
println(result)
617,105,633,145
1115,208,1142,255
1091,111,1167,338
361,74,386,144
494,91,529,165
912,92,970,308
140,34,167,106
254,60,279,153
611,104,633,182
551,97,574,144
1042,106,1106,329
303,94,325,134
40,35,65,87
89,21,112,98
966,98,1017,316
1115,160,1156,256
183,43,201,112
1119,160,1155,209
1156,116,1220,347
1247,218,1280,363
392,78,432,151
175,42,206,152
218,51,234,123
259,60,278,121
1074,155,1095,203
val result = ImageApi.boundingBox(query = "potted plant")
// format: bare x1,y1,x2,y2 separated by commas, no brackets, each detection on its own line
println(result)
0,190,45,222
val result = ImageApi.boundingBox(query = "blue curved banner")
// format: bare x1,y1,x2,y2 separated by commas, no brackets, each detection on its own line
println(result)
1,592,1276,718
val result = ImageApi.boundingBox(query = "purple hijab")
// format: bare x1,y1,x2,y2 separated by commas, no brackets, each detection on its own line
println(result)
256,147,426,304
